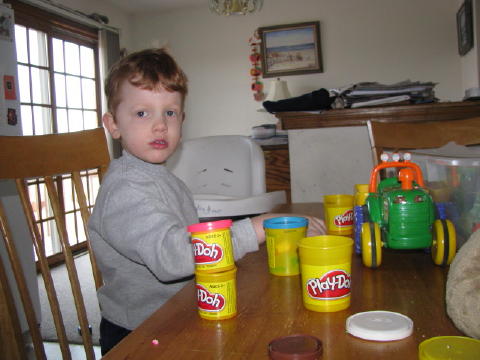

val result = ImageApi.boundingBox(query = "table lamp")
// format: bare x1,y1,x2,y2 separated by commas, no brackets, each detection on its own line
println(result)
258,78,291,112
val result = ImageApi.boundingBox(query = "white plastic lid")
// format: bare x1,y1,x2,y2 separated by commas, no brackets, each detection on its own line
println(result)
346,311,413,341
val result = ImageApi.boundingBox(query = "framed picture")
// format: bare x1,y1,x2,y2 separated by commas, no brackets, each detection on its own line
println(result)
258,21,323,78
457,0,474,56
0,9,13,42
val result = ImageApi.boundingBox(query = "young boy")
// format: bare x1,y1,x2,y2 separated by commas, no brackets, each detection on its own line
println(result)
88,48,326,354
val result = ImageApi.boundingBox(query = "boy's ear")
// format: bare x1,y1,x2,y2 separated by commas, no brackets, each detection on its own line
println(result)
103,112,121,139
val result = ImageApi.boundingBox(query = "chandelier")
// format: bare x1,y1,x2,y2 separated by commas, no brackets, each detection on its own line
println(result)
209,0,263,16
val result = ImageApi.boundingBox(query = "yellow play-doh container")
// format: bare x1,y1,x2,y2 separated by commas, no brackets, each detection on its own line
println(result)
298,236,353,312
354,184,369,207
323,194,354,236
195,267,237,320
188,219,235,273
419,336,480,360
263,217,308,276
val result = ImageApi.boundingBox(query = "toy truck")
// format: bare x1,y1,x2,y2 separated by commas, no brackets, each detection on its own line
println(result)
356,153,456,268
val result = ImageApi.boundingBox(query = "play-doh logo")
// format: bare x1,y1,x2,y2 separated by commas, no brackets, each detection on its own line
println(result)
306,269,351,300
192,238,223,264
196,284,225,312
334,210,353,227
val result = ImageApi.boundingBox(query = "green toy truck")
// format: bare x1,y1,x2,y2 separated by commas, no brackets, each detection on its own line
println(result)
357,153,456,268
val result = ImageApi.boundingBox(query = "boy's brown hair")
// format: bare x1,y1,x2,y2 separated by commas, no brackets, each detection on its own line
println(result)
105,48,188,115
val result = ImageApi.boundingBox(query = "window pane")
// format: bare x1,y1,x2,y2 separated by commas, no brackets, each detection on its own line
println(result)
38,182,48,219
66,213,78,245
82,78,96,109
68,109,83,132
62,177,74,212
31,68,50,105
21,105,33,135
52,38,65,73
28,29,48,67
44,219,60,256
33,106,52,135
64,42,80,75
76,212,86,241
57,108,68,133
17,64,31,103
80,46,95,78
14,25,28,63
28,184,40,220
84,110,98,129
54,73,66,107
88,173,100,203
66,75,81,108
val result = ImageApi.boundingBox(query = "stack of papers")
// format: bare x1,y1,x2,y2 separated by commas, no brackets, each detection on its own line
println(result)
331,80,437,109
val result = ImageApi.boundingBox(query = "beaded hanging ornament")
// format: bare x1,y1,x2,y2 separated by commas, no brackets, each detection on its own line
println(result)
249,30,264,101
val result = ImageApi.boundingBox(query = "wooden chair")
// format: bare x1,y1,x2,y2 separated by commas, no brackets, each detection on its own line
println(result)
0,128,110,360
367,116,480,165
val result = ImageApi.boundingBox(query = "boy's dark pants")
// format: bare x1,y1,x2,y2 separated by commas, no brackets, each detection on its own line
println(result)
100,317,132,355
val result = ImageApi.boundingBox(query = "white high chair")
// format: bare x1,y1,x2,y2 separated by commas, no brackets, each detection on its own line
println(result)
166,135,287,220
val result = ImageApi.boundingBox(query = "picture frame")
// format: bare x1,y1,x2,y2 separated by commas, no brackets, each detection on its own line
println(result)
258,21,323,78
457,0,474,56
0,9,13,42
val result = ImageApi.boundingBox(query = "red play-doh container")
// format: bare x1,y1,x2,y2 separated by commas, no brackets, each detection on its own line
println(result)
188,219,235,273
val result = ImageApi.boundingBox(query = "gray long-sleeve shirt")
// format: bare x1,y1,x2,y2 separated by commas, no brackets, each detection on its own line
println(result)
88,150,259,330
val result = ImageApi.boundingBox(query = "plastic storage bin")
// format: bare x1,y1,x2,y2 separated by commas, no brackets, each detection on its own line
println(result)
407,142,480,246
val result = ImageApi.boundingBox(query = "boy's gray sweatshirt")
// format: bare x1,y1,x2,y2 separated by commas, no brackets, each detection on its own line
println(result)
88,150,259,330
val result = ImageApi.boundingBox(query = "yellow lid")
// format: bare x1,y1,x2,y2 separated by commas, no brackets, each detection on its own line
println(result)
419,336,480,360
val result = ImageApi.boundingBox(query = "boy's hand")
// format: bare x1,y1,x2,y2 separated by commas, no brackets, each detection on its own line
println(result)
304,216,327,236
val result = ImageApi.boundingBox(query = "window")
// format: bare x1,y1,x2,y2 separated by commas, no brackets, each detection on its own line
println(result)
9,0,102,263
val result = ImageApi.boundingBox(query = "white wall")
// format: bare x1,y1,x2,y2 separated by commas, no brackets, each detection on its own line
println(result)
55,0,133,49
128,0,462,140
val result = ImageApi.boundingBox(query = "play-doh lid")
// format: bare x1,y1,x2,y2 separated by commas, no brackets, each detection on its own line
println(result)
346,311,413,341
268,334,322,360
419,336,480,360
187,219,232,233
263,216,308,229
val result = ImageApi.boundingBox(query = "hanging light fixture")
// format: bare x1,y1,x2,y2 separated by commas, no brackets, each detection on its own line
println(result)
209,0,263,16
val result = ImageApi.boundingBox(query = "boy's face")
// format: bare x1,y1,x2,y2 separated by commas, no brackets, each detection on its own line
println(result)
103,79,184,164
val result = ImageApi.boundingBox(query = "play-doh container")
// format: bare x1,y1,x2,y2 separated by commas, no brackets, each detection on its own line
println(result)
353,185,369,254
298,235,353,312
188,219,234,273
323,194,354,236
195,267,237,320
263,217,308,276
354,184,369,207
419,336,480,360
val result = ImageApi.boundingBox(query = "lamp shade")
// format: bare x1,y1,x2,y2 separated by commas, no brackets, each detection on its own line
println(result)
265,78,292,101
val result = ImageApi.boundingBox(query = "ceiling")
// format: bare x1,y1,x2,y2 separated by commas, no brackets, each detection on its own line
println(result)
104,0,204,13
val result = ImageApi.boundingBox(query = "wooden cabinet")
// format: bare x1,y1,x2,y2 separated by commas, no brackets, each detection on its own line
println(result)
261,144,291,202
275,101,480,129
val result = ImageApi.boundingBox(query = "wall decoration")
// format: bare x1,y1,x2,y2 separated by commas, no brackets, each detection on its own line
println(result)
249,30,264,101
7,108,17,126
0,9,13,41
3,75,17,100
457,0,474,56
258,21,322,78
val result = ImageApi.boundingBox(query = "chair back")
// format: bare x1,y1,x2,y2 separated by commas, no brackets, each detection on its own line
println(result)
367,117,480,165
0,128,110,360
167,135,266,197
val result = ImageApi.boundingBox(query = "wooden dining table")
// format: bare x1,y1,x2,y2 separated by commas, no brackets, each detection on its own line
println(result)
102,203,463,359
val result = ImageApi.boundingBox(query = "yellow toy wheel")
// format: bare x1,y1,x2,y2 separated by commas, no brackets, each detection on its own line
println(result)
432,219,456,266
361,222,382,268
